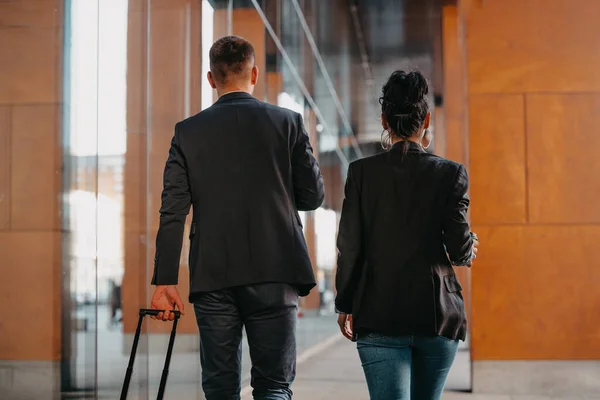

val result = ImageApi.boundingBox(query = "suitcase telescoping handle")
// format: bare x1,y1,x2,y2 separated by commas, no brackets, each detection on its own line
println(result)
120,309,181,400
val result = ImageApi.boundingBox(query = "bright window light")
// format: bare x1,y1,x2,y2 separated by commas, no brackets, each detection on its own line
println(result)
315,208,338,270
69,0,128,156
202,0,215,110
278,92,306,121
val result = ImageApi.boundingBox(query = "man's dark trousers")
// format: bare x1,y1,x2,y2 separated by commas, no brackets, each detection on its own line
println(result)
193,283,298,400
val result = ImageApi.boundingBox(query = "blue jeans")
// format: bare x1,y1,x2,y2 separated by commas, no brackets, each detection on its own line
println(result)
357,333,459,400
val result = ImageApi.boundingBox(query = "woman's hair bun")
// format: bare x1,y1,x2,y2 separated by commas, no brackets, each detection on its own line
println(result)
383,70,428,109
380,70,429,139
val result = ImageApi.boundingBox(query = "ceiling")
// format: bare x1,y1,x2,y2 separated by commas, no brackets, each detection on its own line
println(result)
207,0,451,146
349,0,447,142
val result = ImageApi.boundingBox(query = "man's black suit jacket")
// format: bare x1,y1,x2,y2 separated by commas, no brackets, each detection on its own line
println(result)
151,92,324,300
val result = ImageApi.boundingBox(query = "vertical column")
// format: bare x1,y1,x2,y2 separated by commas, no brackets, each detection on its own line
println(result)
124,0,202,338
442,5,468,165
432,12,446,158
264,0,283,106
442,4,471,320
213,6,266,101
299,1,323,312
0,0,64,395
302,109,321,311
123,0,150,336
265,72,283,105
464,0,600,394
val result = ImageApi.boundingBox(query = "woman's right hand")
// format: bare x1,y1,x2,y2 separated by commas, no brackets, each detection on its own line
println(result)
337,313,353,340
471,232,479,261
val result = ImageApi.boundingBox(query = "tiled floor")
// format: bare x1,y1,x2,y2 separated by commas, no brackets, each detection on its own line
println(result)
4,323,597,399
92,309,343,399
280,339,599,400
86,307,472,399
16,307,595,400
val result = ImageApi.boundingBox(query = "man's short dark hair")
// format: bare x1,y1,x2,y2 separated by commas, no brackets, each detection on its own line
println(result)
209,36,255,84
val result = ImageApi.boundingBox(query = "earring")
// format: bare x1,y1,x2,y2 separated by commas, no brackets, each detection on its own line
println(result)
380,129,391,151
422,129,432,150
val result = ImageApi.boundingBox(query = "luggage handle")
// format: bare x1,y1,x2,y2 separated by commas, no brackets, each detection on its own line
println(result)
120,309,181,400
139,308,182,318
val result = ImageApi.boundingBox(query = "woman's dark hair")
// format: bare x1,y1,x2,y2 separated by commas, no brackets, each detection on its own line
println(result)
379,70,429,140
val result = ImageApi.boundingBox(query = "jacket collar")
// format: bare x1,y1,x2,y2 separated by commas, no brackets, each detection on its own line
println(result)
215,91,256,104
390,140,426,153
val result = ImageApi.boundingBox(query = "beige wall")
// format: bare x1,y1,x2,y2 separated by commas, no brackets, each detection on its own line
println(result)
462,0,600,360
123,0,202,335
442,5,472,322
213,8,267,101
0,0,63,361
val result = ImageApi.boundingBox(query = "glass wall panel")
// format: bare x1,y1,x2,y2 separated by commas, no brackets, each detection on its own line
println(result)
126,1,203,398
92,0,130,397
62,0,101,396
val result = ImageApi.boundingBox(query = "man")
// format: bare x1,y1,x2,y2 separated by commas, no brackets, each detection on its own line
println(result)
149,36,324,400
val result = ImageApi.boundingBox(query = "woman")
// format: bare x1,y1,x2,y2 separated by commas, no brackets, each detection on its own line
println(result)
335,70,478,400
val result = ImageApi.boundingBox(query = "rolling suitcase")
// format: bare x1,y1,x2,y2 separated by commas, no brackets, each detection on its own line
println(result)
120,309,181,400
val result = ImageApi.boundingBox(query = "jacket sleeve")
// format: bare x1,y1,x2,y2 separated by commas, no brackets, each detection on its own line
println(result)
152,123,192,285
443,164,474,267
334,164,363,314
291,113,325,211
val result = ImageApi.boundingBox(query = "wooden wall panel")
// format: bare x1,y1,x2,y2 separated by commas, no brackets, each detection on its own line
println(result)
466,0,600,362
321,164,343,212
470,225,525,360
213,8,266,101
122,231,146,334
147,5,190,330
0,232,61,360
442,5,467,165
469,95,527,224
126,9,148,136
433,106,445,158
443,5,472,320
0,107,9,230
266,72,283,105
527,94,600,224
123,134,147,334
123,133,146,233
472,225,600,359
0,0,62,29
10,105,61,230
0,0,63,363
124,0,202,334
467,0,600,93
148,5,187,133
0,27,61,105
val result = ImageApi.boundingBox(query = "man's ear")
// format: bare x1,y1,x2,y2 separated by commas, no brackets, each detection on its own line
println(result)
251,65,259,86
207,71,217,89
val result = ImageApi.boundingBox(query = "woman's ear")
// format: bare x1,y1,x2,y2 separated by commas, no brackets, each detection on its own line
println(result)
381,114,389,131
423,112,431,129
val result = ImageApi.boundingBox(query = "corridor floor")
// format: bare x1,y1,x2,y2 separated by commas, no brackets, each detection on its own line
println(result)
274,339,597,400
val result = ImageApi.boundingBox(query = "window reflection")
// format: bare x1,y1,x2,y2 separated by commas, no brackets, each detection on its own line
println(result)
60,0,370,396
64,0,129,394
202,0,215,110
